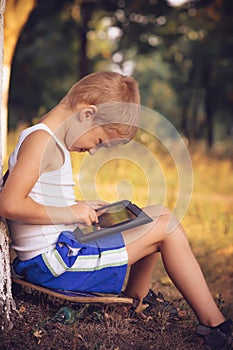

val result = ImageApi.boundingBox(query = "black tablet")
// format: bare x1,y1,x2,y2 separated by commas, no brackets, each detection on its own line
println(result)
73,200,153,243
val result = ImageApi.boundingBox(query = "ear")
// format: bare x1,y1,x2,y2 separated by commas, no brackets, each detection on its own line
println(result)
79,105,98,122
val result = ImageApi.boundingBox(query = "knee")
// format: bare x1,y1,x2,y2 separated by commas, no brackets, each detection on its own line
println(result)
144,205,181,235
143,205,171,219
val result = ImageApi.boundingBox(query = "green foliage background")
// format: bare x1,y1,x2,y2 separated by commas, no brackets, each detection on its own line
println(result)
8,0,233,148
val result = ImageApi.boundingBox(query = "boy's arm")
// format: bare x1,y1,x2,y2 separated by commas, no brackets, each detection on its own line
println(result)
0,130,97,225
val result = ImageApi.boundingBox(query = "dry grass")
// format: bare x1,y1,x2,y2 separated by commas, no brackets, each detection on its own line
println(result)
0,287,205,350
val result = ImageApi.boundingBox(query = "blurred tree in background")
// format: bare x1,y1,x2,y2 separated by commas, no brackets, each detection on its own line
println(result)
7,0,233,148
2,0,35,159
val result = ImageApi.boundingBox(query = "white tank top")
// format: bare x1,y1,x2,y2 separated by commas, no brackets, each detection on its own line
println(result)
8,123,77,260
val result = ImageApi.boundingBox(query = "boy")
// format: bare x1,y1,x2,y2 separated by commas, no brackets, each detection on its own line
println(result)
0,72,232,349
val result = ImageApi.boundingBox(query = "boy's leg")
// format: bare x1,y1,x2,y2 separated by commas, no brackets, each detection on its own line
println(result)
123,205,225,327
124,252,159,298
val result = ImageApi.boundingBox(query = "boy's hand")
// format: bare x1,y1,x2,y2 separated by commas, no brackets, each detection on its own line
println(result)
71,201,99,226
86,200,108,210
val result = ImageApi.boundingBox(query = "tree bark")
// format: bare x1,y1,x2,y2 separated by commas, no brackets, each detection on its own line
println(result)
0,0,36,330
0,220,17,330
0,0,17,331
0,0,4,187
1,0,36,160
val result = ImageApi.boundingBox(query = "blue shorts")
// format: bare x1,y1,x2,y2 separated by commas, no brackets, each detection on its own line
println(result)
12,230,128,295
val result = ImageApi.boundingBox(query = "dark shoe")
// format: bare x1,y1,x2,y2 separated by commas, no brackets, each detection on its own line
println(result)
196,319,233,349
130,289,178,318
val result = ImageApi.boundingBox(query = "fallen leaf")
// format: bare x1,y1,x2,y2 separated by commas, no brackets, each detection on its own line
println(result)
33,329,43,344
19,305,26,313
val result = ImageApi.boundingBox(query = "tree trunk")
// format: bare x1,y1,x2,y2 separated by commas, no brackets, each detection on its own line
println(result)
1,0,36,160
180,88,190,140
0,0,4,187
79,1,95,77
0,220,17,330
0,0,36,330
205,87,214,148
0,0,17,331
203,61,214,148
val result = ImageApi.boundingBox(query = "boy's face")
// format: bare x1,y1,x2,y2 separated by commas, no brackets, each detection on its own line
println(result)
71,126,128,155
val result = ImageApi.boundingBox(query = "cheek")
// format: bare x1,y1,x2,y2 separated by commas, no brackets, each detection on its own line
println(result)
76,135,87,147
77,137,96,149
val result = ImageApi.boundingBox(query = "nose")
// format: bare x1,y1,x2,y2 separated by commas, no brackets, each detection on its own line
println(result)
88,147,97,156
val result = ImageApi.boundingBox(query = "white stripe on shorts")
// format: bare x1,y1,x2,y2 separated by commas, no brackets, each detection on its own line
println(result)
42,246,128,277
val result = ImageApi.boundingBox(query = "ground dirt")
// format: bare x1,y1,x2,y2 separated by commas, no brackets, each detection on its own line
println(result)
1,283,231,350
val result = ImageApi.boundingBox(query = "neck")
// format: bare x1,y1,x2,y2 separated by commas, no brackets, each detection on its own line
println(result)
39,104,75,145
40,104,71,126
39,103,93,151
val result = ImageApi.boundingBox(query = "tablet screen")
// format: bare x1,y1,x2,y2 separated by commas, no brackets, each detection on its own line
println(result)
81,202,136,235
73,200,153,243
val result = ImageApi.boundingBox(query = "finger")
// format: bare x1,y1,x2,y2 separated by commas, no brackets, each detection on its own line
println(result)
90,210,98,223
83,216,93,226
88,201,107,210
86,207,98,224
96,201,108,206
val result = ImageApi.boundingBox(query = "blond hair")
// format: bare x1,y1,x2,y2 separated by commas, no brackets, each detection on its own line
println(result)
61,71,141,139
